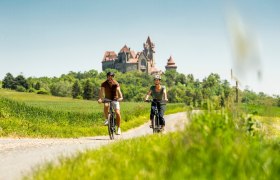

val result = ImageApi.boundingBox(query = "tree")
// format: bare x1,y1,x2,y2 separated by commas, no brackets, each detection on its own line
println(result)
50,81,72,97
164,70,177,87
14,75,29,89
72,80,82,99
83,80,94,100
202,73,221,98
34,82,41,90
2,73,15,89
176,73,187,85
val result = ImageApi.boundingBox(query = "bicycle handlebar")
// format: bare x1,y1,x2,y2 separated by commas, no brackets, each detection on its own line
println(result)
145,99,168,104
102,98,122,103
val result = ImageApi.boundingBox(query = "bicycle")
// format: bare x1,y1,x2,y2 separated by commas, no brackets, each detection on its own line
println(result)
102,99,117,140
145,99,167,133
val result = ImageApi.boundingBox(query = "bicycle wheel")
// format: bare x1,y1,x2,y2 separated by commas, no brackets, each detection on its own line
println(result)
152,115,156,133
107,114,114,140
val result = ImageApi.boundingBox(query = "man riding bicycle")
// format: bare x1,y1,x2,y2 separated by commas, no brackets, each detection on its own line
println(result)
145,74,168,131
98,72,123,135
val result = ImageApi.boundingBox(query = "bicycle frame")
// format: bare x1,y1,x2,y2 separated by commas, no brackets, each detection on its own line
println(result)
146,99,166,133
103,99,116,140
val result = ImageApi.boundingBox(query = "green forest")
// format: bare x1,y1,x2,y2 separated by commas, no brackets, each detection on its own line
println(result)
2,69,279,109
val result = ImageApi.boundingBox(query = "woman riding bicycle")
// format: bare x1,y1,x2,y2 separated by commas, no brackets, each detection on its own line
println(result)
144,74,168,131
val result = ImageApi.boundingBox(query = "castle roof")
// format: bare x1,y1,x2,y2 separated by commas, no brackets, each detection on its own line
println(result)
146,36,155,47
165,56,177,68
103,51,117,62
119,45,130,53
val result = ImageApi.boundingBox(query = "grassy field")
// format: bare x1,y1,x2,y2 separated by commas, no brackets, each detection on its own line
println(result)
26,111,280,179
240,103,280,117
0,89,187,137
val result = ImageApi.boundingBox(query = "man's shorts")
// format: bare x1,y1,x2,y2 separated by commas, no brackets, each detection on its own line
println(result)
111,101,120,110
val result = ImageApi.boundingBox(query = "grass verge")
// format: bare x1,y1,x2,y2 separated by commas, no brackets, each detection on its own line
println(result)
26,111,280,179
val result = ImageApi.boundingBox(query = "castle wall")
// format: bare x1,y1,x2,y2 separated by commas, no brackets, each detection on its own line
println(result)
126,63,138,72
102,61,114,71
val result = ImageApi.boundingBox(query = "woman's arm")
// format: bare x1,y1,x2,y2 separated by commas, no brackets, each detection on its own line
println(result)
145,90,152,101
163,88,168,101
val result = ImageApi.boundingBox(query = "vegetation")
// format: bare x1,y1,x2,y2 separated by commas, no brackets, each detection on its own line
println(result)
2,69,280,179
0,89,186,137
26,110,280,179
1,69,235,107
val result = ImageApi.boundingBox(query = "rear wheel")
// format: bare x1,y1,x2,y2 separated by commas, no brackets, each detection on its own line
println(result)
152,115,156,133
107,114,114,140
155,114,161,133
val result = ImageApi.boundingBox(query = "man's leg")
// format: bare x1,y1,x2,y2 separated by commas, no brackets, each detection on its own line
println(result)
113,101,122,135
103,103,109,125
115,109,121,127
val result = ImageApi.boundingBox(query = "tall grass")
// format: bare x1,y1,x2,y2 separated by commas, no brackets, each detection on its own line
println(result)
26,111,280,179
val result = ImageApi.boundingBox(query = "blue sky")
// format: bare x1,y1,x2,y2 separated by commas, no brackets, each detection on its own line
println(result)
0,0,279,95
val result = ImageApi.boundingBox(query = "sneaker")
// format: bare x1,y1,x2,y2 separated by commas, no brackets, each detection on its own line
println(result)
104,120,108,126
116,127,121,135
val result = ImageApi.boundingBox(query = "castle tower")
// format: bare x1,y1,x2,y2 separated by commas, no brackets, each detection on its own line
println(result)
165,56,177,71
143,36,155,66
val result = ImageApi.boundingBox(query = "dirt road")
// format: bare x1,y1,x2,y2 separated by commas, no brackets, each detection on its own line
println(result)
0,112,188,180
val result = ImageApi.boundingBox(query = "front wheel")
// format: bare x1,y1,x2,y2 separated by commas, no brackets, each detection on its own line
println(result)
152,115,156,133
107,114,114,140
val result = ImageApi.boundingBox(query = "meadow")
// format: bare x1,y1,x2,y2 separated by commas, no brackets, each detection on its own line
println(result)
26,111,280,179
2,88,280,179
0,89,187,137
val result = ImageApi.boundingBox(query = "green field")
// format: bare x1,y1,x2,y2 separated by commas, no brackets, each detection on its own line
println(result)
26,111,280,180
2,88,280,179
0,89,187,137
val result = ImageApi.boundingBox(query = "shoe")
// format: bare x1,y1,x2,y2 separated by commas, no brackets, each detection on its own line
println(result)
161,125,165,131
104,120,108,126
116,127,121,135
149,124,153,128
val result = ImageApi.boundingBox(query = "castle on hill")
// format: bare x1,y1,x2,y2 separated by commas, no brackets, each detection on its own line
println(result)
102,37,177,74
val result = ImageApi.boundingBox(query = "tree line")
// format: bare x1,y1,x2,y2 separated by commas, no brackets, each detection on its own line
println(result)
1,69,279,108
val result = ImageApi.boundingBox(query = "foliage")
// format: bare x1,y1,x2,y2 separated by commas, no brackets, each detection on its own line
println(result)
83,80,94,100
2,70,279,110
50,81,72,97
72,80,82,99
2,73,15,89
16,85,26,92
37,88,50,95
27,111,280,179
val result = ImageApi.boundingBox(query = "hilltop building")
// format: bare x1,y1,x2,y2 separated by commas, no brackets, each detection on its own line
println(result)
102,37,164,75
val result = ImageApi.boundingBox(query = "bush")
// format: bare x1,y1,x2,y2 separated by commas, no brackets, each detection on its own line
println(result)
37,88,50,95
16,85,26,92
27,88,37,93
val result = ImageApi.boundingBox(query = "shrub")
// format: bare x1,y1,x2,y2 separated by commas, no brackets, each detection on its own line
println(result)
37,88,50,95
16,85,26,92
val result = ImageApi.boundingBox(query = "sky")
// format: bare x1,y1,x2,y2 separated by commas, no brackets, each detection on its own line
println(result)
0,0,279,96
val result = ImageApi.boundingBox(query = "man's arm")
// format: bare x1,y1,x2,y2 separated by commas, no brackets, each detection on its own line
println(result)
97,87,105,103
117,87,123,101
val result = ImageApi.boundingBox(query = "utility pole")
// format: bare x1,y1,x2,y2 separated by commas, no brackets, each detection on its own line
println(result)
231,69,239,103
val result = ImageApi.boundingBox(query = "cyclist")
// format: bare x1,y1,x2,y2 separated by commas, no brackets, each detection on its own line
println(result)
144,74,168,131
98,72,123,135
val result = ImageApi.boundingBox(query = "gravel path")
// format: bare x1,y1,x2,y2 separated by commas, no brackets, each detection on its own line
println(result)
0,112,188,180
